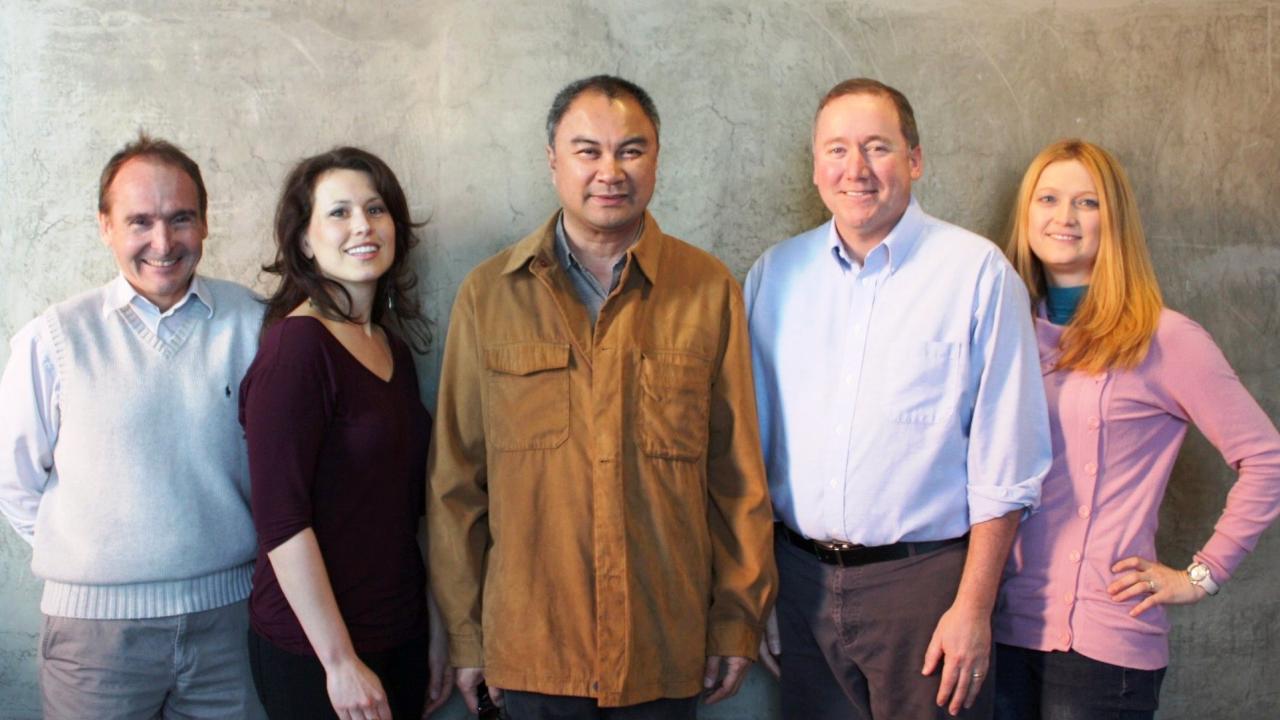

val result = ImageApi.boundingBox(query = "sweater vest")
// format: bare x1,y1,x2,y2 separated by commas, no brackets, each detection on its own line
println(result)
32,277,263,619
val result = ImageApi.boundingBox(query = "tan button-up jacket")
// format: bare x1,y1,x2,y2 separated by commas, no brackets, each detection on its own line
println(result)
428,212,776,706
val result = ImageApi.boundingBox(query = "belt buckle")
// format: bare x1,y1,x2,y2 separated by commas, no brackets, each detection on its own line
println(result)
814,539,857,566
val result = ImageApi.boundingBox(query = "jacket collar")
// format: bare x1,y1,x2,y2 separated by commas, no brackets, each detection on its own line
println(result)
502,210,664,285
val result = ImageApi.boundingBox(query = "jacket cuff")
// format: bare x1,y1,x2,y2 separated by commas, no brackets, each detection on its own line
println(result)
706,620,761,660
448,631,485,668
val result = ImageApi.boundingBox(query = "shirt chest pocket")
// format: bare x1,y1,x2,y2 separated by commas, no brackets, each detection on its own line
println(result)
891,340,966,424
637,352,711,462
484,343,571,451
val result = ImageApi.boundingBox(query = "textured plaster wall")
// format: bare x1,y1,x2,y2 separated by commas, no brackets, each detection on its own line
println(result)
1,1,1278,717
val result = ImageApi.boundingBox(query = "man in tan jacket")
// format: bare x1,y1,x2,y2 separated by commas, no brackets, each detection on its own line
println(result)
429,75,776,719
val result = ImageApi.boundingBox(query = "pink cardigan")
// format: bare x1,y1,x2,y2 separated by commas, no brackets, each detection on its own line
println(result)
994,309,1280,670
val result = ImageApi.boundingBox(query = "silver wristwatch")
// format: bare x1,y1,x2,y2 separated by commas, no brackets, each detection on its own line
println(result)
1187,562,1220,596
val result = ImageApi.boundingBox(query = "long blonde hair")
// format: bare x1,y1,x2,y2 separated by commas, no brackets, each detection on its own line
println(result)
1005,139,1162,373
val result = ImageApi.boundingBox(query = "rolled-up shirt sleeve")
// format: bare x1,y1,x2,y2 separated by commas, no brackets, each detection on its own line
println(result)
965,254,1051,524
240,326,333,553
0,318,60,546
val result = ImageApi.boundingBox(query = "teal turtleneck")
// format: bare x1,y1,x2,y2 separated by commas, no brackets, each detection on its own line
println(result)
1046,285,1088,325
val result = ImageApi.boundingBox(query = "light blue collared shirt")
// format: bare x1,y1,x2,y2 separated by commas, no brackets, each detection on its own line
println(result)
744,198,1051,545
101,274,213,345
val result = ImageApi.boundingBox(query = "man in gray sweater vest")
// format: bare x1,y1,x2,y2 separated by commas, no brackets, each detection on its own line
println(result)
0,135,267,719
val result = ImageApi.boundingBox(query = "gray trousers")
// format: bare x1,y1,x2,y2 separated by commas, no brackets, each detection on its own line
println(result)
40,600,266,720
775,535,993,720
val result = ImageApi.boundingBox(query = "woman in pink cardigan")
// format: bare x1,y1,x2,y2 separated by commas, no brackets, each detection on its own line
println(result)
993,138,1280,719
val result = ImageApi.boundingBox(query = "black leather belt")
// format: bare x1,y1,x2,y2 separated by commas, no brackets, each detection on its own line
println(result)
777,522,967,567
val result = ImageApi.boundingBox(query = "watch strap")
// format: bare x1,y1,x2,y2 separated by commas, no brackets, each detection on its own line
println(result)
1187,561,1220,596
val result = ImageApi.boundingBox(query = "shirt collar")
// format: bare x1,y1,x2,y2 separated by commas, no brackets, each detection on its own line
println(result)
504,210,664,284
825,196,926,274
102,273,213,319
554,214,587,273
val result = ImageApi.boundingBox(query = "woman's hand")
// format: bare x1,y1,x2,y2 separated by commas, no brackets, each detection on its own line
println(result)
267,530,392,719
1108,556,1208,617
325,656,392,720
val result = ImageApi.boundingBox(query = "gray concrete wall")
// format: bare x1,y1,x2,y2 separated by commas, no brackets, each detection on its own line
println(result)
1,1,1277,717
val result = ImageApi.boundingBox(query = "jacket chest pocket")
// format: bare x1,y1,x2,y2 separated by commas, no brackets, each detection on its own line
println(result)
484,343,571,451
637,352,711,462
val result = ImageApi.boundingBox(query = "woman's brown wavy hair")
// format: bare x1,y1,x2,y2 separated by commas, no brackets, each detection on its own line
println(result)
261,147,429,352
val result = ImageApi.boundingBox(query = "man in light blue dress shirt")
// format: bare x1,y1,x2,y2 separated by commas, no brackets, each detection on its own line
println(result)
744,79,1051,719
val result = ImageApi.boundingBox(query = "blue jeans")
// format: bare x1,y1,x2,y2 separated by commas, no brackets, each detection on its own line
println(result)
994,644,1165,720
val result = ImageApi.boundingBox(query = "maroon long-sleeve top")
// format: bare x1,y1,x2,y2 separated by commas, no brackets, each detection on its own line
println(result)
240,316,430,654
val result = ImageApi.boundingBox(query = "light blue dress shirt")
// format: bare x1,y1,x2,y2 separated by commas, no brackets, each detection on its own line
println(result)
744,198,1050,545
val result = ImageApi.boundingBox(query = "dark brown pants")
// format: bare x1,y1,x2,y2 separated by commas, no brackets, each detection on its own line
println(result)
775,534,993,720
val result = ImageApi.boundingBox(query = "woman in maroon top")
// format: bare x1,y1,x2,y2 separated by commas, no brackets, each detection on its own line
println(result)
240,147,451,720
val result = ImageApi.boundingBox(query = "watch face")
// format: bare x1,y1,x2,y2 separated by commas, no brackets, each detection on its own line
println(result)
1190,564,1209,582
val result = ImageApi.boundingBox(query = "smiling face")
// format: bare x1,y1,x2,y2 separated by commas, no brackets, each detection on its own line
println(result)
302,168,396,295
547,90,658,243
1026,159,1102,287
812,92,922,257
98,157,206,312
